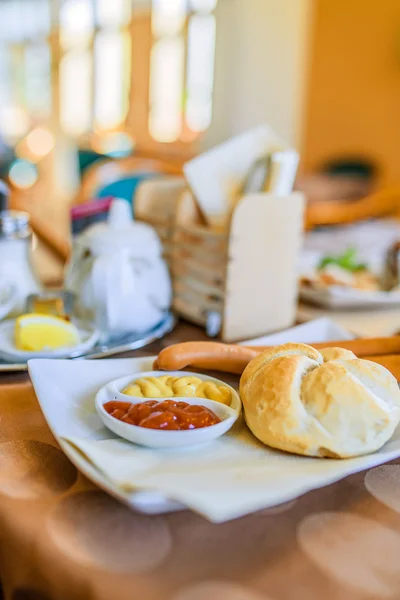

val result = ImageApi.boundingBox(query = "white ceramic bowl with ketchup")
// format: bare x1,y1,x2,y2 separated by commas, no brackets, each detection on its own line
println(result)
95,370,241,448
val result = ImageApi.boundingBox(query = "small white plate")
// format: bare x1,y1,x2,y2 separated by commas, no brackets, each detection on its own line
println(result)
95,371,241,448
242,317,354,345
300,284,400,309
0,319,100,362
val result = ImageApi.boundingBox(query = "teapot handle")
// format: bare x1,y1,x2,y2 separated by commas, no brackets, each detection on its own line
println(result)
90,254,121,332
0,280,17,319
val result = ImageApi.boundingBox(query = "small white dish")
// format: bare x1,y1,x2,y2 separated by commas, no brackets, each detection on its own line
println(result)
0,319,100,362
95,370,241,448
300,283,400,309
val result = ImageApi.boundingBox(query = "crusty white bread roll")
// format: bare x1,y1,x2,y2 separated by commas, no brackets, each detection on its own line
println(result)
240,343,400,458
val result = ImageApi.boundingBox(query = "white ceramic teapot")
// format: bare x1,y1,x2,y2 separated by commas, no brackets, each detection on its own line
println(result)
65,199,171,337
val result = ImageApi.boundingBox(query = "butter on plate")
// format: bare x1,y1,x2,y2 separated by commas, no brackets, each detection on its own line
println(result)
15,313,80,352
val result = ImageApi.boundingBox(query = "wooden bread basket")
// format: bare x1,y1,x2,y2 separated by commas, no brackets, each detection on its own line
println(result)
135,177,305,342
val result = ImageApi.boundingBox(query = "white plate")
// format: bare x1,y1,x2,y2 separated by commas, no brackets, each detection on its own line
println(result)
96,371,241,448
300,284,400,309
0,319,100,361
28,356,400,520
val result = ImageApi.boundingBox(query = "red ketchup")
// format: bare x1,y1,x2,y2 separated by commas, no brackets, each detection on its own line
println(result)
103,399,221,430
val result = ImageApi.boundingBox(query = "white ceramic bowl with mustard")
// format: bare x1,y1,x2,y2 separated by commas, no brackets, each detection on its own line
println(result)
95,370,241,448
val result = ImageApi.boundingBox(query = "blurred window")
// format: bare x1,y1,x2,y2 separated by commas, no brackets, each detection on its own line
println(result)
60,0,94,50
60,0,131,136
0,0,51,142
60,50,92,136
150,0,217,142
25,43,51,116
0,0,217,149
94,31,130,132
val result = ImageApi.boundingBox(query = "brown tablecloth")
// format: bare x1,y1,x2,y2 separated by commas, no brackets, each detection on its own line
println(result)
1,323,400,600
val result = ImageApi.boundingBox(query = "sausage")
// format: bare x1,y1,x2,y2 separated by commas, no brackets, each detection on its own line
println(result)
154,337,400,374
310,337,400,357
153,342,259,374
367,355,400,381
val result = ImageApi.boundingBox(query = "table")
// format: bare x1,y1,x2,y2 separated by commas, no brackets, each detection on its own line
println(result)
1,321,400,600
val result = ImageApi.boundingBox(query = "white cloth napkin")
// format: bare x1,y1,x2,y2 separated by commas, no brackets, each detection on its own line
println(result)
63,418,400,522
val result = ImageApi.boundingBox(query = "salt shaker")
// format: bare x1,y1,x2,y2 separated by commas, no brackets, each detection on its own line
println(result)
0,181,41,316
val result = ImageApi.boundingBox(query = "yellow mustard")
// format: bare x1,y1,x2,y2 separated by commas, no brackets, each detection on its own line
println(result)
122,375,231,405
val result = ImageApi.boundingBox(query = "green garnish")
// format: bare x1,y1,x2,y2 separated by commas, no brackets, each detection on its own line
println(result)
318,248,367,272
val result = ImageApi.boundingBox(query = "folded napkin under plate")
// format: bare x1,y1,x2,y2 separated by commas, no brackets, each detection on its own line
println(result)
61,426,400,523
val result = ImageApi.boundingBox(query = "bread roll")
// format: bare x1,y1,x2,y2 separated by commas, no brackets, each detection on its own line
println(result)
240,343,400,458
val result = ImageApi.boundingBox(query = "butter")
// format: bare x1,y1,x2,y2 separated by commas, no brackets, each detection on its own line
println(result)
15,313,80,351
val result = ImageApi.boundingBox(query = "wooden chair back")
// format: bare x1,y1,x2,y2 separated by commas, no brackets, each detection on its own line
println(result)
305,186,400,229
74,156,182,206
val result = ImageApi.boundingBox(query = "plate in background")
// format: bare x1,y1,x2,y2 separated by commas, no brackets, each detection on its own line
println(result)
0,311,176,372
0,319,100,363
300,284,400,309
241,317,354,346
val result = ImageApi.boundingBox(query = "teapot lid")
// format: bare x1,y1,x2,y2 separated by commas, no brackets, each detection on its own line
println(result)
79,198,163,256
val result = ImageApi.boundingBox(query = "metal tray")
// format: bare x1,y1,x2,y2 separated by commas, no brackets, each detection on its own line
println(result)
0,312,176,373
